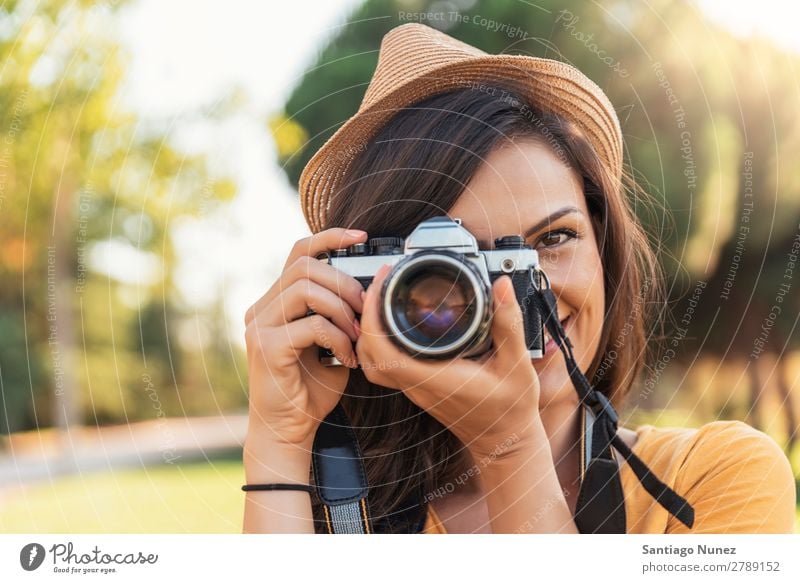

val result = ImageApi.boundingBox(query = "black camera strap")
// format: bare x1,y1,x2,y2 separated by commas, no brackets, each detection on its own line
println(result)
311,403,374,533
311,270,694,533
532,272,694,532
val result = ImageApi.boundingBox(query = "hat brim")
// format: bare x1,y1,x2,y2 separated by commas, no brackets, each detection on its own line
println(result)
299,54,622,233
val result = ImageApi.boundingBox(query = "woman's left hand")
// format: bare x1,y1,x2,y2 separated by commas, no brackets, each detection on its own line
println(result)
355,263,543,461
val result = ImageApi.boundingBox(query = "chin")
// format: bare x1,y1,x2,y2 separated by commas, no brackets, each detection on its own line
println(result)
534,365,574,409
532,338,589,410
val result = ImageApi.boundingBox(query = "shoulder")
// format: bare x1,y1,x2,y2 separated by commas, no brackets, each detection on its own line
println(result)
641,420,797,533
678,420,793,483
631,419,790,468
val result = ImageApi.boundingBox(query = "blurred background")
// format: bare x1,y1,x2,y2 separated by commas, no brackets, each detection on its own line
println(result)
1,0,799,533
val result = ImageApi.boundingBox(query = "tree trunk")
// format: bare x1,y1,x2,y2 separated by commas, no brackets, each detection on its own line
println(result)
774,355,798,454
746,358,763,431
51,171,81,460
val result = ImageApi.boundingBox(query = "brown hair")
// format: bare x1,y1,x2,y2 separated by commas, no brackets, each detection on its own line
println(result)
310,85,665,533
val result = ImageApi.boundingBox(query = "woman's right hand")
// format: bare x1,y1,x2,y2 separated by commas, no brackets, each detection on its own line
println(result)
243,228,368,449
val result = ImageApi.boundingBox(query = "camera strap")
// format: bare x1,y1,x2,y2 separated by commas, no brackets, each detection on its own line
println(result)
532,272,694,532
311,403,374,533
311,271,695,533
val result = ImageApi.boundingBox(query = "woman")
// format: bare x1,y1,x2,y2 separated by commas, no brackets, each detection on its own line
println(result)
242,24,796,534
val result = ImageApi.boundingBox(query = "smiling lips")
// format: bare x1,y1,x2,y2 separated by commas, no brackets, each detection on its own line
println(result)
542,315,572,352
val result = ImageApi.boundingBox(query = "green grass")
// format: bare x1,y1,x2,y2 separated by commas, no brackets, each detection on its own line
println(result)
2,450,798,533
0,451,245,533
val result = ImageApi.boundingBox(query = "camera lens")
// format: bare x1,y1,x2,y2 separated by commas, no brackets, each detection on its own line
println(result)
396,269,475,344
381,251,491,358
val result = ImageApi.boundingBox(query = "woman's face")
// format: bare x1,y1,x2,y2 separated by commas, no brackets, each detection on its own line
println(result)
448,139,605,410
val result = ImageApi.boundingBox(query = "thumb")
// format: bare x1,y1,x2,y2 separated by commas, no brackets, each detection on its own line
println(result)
489,275,527,368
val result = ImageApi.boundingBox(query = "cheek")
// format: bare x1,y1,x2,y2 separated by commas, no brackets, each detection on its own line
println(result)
542,243,605,356
572,247,605,361
534,245,605,407
541,243,604,306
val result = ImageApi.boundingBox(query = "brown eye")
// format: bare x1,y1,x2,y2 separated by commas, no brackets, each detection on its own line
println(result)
535,228,577,249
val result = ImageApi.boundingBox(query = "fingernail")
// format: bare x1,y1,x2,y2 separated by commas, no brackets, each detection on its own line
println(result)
345,229,366,237
353,319,361,338
361,290,367,302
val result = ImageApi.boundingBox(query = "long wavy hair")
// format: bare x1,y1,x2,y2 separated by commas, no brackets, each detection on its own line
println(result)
309,85,665,533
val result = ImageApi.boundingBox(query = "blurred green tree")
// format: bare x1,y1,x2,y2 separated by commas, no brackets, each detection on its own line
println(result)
0,0,240,435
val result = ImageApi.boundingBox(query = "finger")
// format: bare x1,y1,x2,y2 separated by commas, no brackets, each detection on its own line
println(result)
246,256,365,327
263,279,358,342
271,314,357,369
357,263,444,387
357,262,403,368
489,275,527,369
284,228,367,269
358,263,392,340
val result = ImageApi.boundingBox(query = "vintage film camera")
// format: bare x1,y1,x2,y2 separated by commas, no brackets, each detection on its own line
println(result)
319,216,545,364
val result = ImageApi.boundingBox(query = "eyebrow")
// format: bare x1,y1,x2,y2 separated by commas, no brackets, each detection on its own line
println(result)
522,205,583,239
475,205,583,248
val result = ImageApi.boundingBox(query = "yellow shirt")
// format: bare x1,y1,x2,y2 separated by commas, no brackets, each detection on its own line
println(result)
422,420,797,534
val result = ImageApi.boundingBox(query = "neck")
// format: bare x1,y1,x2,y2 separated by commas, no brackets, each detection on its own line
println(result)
538,401,582,506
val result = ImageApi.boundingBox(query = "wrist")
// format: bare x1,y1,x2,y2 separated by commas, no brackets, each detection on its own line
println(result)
245,410,319,450
466,415,547,468
243,432,315,485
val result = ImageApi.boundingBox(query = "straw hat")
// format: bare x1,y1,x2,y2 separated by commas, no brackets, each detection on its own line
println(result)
299,23,623,234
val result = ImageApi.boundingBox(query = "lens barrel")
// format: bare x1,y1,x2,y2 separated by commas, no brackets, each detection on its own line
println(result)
380,250,491,358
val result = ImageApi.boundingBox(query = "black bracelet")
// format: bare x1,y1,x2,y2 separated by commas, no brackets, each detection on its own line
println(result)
241,483,315,493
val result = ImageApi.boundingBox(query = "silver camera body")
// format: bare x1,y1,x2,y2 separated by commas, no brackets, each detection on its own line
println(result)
320,216,545,365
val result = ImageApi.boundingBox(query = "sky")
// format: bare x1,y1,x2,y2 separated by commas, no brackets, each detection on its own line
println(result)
697,0,800,54
110,0,800,348
115,0,361,347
